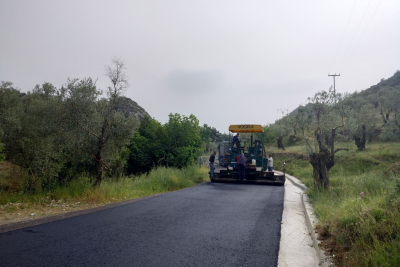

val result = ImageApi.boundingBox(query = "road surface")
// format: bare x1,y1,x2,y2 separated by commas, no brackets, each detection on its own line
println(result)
0,182,284,266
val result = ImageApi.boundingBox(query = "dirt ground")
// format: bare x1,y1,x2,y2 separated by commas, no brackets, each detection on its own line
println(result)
0,200,109,226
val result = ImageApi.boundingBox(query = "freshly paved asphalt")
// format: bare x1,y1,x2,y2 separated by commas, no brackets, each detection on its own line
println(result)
0,182,284,267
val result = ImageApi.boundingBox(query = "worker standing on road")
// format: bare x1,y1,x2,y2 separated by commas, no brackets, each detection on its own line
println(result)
236,152,246,181
209,151,216,179
267,154,273,171
233,133,240,148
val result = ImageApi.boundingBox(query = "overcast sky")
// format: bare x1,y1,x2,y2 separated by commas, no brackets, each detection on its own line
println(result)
1,0,399,133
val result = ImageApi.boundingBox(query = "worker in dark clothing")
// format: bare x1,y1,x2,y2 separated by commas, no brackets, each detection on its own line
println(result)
209,151,216,179
236,152,246,181
233,133,240,148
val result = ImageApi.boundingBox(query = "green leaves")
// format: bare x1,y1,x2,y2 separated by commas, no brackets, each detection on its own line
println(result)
127,114,202,175
0,72,138,189
263,125,276,149
0,82,67,190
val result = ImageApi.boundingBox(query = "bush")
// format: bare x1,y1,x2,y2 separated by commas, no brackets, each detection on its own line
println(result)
127,114,202,175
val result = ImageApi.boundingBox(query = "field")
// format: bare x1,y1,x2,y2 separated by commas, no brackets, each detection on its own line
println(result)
271,141,400,266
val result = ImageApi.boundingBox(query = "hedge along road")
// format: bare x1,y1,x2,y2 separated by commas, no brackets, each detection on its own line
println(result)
0,182,284,266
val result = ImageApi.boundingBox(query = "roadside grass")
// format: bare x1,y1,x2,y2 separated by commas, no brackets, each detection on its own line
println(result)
0,164,209,224
273,141,400,266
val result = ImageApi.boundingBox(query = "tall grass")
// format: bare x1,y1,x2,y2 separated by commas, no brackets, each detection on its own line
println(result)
273,142,400,266
0,164,209,216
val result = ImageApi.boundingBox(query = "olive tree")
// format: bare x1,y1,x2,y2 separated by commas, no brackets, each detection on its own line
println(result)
60,58,136,185
346,94,377,150
378,86,400,126
0,82,66,190
296,89,349,190
378,86,400,141
271,117,291,150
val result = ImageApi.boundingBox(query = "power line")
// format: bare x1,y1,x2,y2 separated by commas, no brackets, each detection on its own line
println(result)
337,0,373,71
341,0,383,72
328,0,358,74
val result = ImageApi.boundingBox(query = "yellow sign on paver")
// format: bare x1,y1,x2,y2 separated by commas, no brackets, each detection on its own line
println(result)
228,124,263,133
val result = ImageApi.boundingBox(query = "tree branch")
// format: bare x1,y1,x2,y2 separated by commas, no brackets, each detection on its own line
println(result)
301,128,313,154
332,148,349,155
76,121,100,139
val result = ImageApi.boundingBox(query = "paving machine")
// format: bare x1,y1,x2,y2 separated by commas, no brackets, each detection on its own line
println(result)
218,141,230,167
211,124,285,185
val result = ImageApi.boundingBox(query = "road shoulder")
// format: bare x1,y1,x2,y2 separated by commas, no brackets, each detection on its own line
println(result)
278,172,320,267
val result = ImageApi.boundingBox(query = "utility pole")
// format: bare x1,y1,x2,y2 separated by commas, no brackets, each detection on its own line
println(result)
328,73,340,96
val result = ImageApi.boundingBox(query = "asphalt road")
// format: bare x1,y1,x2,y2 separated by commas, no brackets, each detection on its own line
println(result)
0,182,284,267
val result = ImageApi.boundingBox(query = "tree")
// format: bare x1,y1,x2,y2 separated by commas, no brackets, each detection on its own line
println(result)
127,117,165,174
378,86,400,126
0,82,67,190
271,117,291,150
0,82,21,167
60,58,136,185
378,87,400,141
127,113,203,174
296,89,349,190
163,113,202,168
254,125,275,149
346,94,377,150
263,125,276,149
199,124,212,152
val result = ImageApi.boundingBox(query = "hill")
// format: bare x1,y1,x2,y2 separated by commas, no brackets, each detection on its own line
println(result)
360,70,400,96
115,96,150,121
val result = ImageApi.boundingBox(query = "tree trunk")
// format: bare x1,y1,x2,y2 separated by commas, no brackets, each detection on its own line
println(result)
289,135,296,145
368,132,373,143
324,134,331,146
309,152,330,190
277,137,285,150
354,125,366,151
94,151,103,186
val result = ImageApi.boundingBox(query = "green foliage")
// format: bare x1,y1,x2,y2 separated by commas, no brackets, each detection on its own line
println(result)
127,117,165,174
271,117,291,140
199,124,229,153
377,86,400,141
200,124,228,142
263,125,276,148
59,58,137,185
0,82,67,190
199,124,212,143
275,142,400,266
163,113,202,167
0,164,209,210
127,114,202,175
0,59,138,190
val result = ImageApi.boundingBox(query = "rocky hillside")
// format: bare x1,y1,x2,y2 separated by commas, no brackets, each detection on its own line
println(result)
115,96,150,121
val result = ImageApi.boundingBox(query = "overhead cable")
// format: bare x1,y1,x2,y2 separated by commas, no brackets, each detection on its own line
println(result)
341,0,383,71
337,0,373,71
328,0,358,74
